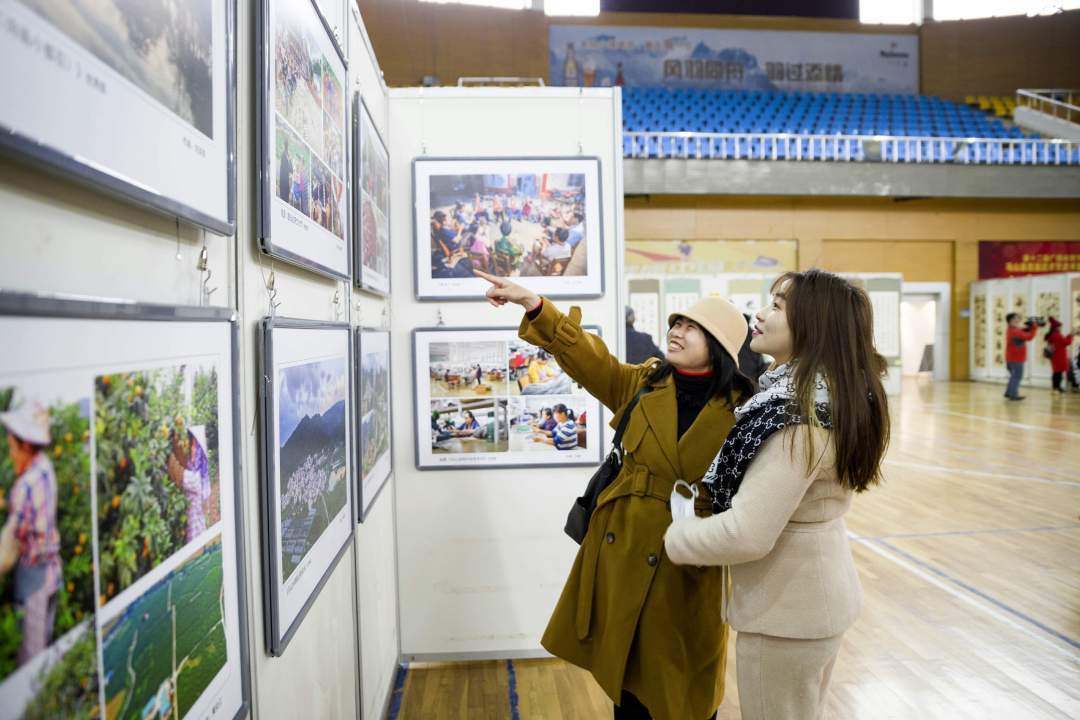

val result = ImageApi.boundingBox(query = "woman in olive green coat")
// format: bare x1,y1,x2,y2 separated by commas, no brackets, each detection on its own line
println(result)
476,270,754,720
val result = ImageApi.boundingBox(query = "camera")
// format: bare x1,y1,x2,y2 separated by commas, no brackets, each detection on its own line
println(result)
1025,316,1047,326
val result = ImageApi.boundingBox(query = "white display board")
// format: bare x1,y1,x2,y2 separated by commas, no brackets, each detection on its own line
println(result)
969,282,991,381
970,273,1076,389
388,86,623,658
346,7,401,718
0,1,401,717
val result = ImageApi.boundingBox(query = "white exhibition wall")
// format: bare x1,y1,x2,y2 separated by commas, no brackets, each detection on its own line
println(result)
0,1,400,718
388,87,625,659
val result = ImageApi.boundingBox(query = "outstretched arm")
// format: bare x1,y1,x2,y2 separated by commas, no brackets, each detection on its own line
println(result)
475,270,657,412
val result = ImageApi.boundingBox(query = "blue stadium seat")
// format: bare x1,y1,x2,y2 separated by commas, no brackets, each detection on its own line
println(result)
620,87,1053,163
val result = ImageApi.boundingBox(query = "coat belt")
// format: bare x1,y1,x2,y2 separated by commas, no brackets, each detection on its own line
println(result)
576,465,710,640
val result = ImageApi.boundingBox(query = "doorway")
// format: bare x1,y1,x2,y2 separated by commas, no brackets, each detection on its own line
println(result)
901,282,951,381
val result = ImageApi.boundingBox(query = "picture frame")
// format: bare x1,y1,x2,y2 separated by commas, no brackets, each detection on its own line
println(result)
413,156,605,301
258,316,353,655
257,0,351,280
0,0,237,235
353,93,391,296
310,0,347,65
413,327,604,470
0,292,250,720
354,328,392,521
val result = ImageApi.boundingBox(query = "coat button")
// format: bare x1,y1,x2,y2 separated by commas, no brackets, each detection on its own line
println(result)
605,532,615,544
647,553,658,567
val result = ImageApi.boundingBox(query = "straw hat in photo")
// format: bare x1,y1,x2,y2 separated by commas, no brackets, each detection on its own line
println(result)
668,297,749,368
0,397,52,446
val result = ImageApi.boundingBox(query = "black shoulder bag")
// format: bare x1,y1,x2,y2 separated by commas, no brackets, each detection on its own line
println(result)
564,385,651,545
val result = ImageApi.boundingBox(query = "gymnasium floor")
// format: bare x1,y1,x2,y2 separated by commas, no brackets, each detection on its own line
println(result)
390,380,1080,719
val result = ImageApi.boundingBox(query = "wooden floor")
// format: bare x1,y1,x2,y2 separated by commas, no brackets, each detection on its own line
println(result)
390,381,1080,719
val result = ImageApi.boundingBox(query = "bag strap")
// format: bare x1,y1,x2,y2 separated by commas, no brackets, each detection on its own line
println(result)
612,383,652,454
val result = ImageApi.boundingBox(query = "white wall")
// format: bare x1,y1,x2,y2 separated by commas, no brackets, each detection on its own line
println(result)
388,87,624,658
0,0,401,717
900,296,936,375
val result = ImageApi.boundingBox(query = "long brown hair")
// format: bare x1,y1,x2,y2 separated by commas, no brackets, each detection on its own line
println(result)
773,270,890,492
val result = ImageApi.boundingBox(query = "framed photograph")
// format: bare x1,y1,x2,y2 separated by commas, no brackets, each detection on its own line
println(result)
0,293,249,720
0,0,237,235
258,317,353,655
355,328,392,521
257,0,350,280
414,157,604,300
413,327,603,470
353,94,391,295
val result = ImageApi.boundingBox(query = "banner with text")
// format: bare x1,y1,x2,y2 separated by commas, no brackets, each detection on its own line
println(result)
549,25,918,94
978,241,1080,279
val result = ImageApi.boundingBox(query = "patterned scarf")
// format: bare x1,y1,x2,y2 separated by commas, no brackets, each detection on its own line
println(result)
703,363,832,514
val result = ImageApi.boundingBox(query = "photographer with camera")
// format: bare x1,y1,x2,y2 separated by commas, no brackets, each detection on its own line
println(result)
1004,313,1045,401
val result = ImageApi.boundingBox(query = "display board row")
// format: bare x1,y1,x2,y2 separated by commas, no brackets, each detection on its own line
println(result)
1,0,608,304
0,294,394,719
969,272,1080,382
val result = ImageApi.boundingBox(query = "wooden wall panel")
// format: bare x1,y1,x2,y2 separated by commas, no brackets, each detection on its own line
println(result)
623,195,1080,379
920,10,1080,99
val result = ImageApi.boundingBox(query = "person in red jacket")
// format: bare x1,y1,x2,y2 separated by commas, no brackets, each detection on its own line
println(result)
1045,317,1077,393
1004,313,1042,401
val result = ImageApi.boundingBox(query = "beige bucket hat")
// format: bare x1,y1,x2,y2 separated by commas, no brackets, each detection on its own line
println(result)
0,398,52,446
668,296,748,368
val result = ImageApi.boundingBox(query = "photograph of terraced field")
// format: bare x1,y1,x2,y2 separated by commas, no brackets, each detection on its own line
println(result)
100,536,227,720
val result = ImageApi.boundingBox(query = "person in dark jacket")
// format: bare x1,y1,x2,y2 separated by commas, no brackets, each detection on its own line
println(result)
625,307,664,365
736,313,766,386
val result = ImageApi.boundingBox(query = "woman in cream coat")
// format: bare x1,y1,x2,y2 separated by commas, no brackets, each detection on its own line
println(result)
665,269,891,720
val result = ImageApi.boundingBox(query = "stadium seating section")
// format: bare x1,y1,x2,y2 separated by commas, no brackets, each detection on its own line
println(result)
622,88,1079,165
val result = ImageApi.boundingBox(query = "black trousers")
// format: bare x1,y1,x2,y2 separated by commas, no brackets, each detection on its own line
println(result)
1051,369,1079,390
613,691,718,720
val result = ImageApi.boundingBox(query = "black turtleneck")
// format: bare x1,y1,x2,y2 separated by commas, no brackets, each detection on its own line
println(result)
674,369,712,439
525,300,714,439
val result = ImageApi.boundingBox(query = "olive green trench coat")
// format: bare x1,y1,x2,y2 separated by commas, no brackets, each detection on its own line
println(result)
520,300,739,720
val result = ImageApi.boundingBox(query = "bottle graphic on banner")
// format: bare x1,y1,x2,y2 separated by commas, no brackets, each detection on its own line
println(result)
563,43,579,86
615,62,625,86
582,59,596,87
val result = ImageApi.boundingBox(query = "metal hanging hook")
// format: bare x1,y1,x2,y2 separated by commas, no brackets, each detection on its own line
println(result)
266,270,281,317
197,245,217,306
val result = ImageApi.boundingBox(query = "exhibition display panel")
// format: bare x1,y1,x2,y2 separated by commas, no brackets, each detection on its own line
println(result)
0,0,237,235
353,94,391,295
355,328,392,521
413,326,604,470
0,293,249,720
415,156,604,300
258,317,354,655
257,0,350,280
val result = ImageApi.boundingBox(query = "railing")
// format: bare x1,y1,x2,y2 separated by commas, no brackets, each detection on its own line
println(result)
1016,89,1079,126
457,76,546,87
622,131,1080,166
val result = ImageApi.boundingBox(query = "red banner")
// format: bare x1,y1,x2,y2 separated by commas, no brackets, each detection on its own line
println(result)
978,241,1080,279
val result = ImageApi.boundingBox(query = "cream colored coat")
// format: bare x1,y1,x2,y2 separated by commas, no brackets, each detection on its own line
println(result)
664,426,863,639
